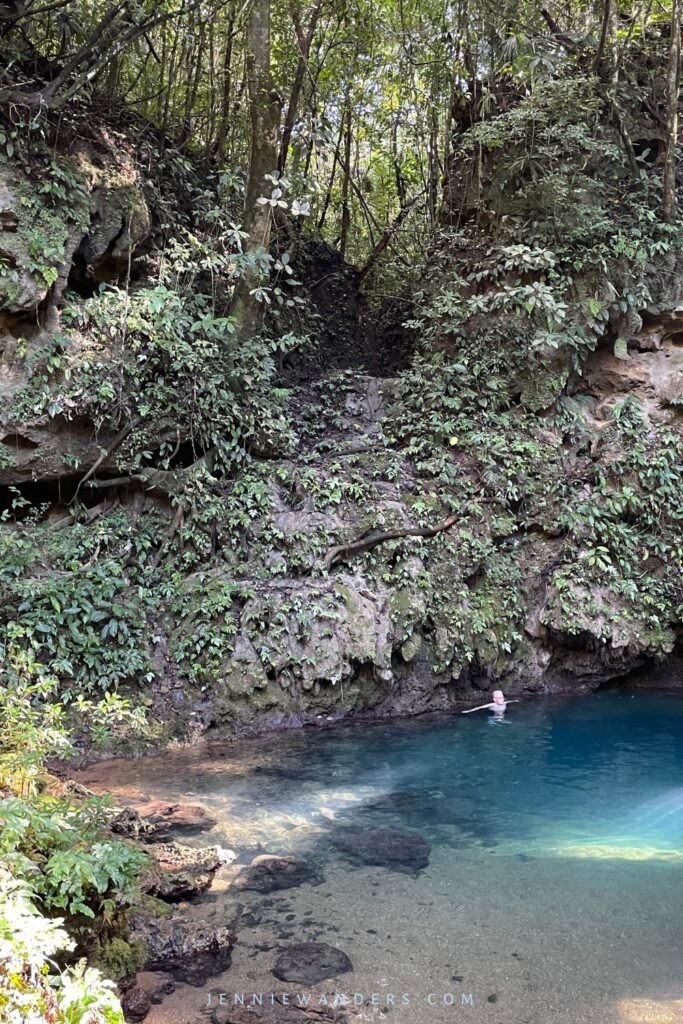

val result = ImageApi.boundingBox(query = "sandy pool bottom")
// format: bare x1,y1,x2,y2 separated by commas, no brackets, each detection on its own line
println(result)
139,839,683,1024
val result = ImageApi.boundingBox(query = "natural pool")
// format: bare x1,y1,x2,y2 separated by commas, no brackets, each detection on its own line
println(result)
79,691,683,1024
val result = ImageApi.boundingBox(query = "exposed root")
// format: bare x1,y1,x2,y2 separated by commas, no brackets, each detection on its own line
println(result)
323,512,458,570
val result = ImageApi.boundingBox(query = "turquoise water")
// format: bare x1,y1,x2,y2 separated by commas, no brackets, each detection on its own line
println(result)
81,691,683,1023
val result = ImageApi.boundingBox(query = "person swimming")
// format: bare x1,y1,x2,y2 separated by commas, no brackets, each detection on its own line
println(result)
461,690,518,716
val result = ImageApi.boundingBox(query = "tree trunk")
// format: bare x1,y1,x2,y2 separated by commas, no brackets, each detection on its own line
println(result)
594,0,614,73
663,0,682,222
317,115,344,231
230,0,281,342
339,86,352,257
216,12,235,163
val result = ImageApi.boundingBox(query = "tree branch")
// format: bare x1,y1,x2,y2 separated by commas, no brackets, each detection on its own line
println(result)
357,188,427,284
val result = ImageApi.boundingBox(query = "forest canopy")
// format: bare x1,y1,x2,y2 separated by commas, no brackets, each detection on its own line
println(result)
2,0,681,274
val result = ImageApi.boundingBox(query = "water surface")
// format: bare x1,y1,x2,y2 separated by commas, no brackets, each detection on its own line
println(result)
80,691,683,1024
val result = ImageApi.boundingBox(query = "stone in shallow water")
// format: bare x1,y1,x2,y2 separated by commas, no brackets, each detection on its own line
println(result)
141,842,236,901
111,801,217,841
119,984,151,1022
138,799,218,834
133,915,235,986
272,942,353,985
332,826,430,874
233,854,324,893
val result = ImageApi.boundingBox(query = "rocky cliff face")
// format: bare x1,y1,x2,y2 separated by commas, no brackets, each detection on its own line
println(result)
157,341,683,736
1,130,682,741
1,135,153,486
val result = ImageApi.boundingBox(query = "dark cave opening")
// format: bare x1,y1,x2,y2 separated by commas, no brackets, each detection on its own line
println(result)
0,472,127,519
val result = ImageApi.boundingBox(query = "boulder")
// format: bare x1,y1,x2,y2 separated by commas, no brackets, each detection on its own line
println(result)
232,854,323,894
112,800,217,840
272,943,353,986
132,915,235,986
141,842,235,901
331,826,430,874
132,971,176,1007
147,976,176,1005
120,985,151,1022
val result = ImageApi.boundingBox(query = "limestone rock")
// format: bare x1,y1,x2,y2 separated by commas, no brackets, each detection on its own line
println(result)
136,800,217,836
0,173,53,312
111,807,160,842
112,801,216,842
0,162,92,313
78,183,151,271
132,915,235,986
0,417,122,487
141,842,235,901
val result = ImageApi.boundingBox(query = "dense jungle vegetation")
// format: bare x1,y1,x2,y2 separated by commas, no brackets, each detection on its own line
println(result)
1,0,683,1018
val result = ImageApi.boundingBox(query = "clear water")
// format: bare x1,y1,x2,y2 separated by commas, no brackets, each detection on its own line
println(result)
80,691,683,1024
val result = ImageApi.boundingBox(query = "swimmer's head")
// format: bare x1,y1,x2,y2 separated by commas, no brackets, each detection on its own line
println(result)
492,690,505,705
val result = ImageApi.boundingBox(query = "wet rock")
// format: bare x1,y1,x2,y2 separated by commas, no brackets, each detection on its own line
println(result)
332,826,430,874
132,800,217,838
142,842,236,901
120,985,151,1022
232,854,323,894
272,943,353,986
132,915,235,986
238,907,263,928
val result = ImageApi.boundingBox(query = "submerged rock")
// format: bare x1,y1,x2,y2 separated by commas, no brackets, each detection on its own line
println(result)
232,854,324,894
332,826,430,874
272,942,353,985
132,915,235,986
141,841,235,901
